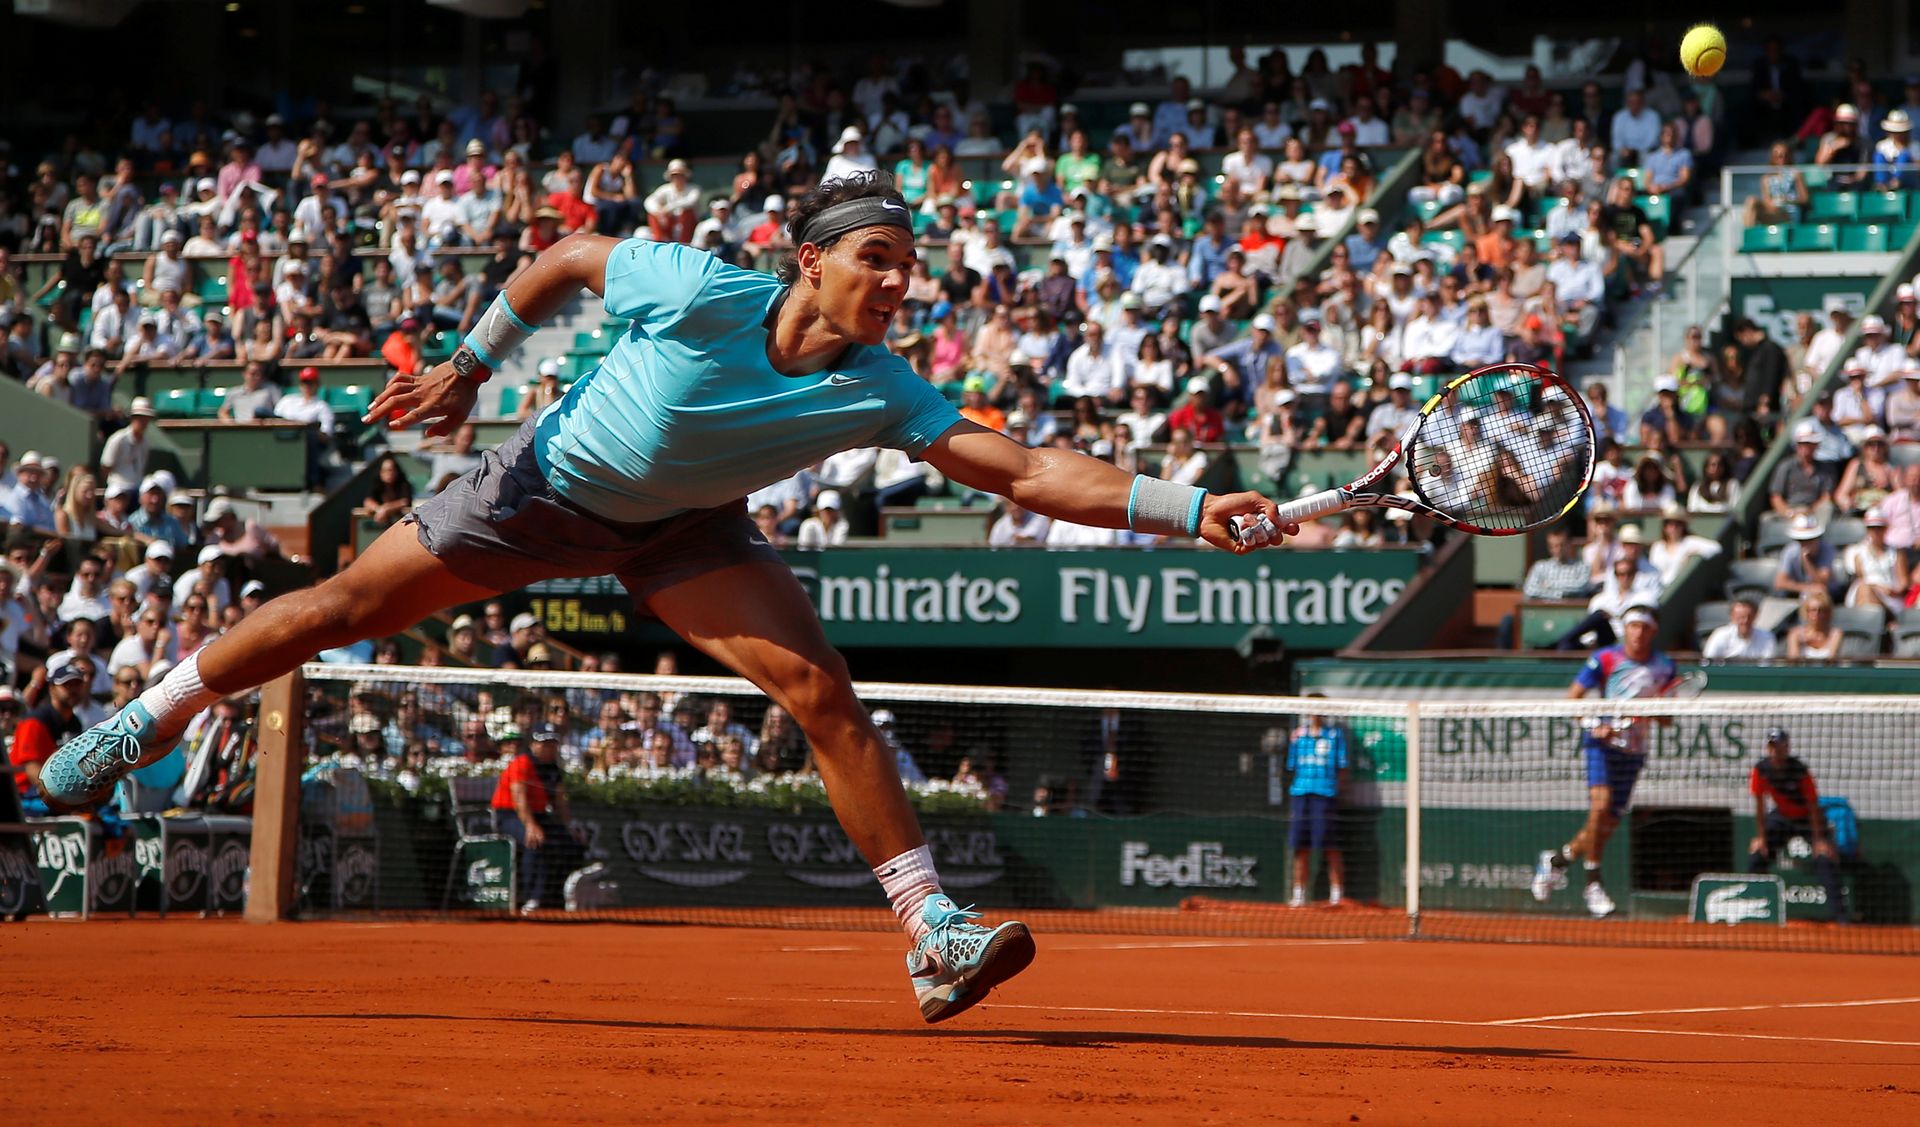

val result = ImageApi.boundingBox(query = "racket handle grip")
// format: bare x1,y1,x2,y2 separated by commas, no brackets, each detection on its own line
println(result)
1274,488,1349,524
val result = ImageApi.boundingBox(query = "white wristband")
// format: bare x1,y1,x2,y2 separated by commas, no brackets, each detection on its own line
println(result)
1128,475,1206,537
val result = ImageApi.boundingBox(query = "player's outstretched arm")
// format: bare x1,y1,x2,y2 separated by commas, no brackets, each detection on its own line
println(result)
922,420,1291,553
368,233,624,435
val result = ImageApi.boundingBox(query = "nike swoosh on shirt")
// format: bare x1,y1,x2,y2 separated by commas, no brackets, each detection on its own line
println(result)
827,373,860,385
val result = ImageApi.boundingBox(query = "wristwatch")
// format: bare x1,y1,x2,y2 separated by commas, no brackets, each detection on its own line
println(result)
450,345,486,382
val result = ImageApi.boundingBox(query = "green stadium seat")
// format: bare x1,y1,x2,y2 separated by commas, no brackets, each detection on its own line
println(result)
1897,223,1920,246
572,331,600,350
1413,199,1445,224
1787,223,1838,253
420,331,456,365
155,388,197,417
1635,194,1672,238
1859,192,1904,223
1518,603,1587,649
194,387,228,416
1839,224,1891,252
1740,224,1786,253
497,384,523,416
322,384,373,419
1809,191,1858,223
1422,229,1464,251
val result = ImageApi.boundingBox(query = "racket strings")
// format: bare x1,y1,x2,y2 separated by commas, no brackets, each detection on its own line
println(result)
1405,369,1592,531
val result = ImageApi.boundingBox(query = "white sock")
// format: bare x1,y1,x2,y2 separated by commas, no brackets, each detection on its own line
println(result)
874,845,942,944
133,650,221,734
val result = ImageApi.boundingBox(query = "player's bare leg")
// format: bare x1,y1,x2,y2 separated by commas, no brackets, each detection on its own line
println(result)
40,525,502,805
1534,785,1618,911
647,559,1034,1022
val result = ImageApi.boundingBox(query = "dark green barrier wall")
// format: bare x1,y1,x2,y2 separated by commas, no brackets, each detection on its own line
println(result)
523,547,1419,652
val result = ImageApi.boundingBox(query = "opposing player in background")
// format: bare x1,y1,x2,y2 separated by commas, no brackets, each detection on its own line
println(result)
1532,604,1675,918
40,171,1289,1022
1285,710,1349,908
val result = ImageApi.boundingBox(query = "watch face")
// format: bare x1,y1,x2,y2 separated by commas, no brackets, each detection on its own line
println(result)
451,349,477,377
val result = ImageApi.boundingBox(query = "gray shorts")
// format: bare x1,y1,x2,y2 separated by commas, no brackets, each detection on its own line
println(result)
405,418,781,606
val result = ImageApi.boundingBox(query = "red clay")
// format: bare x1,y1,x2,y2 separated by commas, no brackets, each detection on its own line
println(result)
4,920,1919,1125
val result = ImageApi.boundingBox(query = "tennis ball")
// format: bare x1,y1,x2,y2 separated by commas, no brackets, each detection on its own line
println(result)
1680,24,1726,79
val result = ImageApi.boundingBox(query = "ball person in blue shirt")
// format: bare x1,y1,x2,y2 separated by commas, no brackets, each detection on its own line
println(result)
40,172,1289,1023
1287,711,1349,908
1532,603,1676,919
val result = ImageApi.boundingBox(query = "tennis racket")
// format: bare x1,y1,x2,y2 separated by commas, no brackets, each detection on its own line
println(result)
1231,362,1596,545
1588,669,1710,745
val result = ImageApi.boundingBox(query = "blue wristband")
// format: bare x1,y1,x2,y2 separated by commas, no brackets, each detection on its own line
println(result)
461,334,503,370
498,295,535,334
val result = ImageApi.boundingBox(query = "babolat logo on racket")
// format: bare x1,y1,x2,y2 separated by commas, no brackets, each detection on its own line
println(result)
1119,841,1258,889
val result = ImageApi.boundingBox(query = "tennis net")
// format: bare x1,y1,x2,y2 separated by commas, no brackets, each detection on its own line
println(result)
273,665,1918,953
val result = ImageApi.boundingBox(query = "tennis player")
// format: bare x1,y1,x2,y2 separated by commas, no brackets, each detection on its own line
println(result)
1531,603,1674,918
41,171,1287,1022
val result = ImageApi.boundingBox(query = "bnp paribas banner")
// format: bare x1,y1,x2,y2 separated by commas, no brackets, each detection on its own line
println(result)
784,548,1416,650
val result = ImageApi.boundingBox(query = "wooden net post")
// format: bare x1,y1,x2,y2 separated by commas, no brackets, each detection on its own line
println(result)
245,669,306,923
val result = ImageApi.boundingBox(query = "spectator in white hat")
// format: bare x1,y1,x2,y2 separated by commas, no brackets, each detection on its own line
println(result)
1843,506,1909,613
823,127,877,184
1776,513,1845,601
1769,421,1837,515
519,356,565,421
126,539,174,603
99,397,156,494
643,158,701,244
1887,369,1920,440
691,198,736,258
796,490,849,551
1189,293,1237,357
175,543,233,618
1815,104,1865,187
1891,284,1920,345
202,496,282,561
5,452,56,534
746,194,789,256
1850,314,1907,389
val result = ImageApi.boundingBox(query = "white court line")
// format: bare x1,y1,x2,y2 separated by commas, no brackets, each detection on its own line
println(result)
1046,939,1376,951
741,997,1920,1051
1491,995,1920,1026
779,939,1377,954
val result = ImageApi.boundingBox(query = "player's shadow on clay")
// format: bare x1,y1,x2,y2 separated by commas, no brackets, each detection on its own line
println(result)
246,1012,1570,1058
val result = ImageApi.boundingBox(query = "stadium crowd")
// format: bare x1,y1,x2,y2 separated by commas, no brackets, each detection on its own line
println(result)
5,36,1920,814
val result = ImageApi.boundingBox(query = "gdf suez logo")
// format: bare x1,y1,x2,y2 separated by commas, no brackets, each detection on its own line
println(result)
1119,841,1258,889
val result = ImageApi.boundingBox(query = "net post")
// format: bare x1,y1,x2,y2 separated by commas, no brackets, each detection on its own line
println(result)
1403,700,1421,938
245,668,307,923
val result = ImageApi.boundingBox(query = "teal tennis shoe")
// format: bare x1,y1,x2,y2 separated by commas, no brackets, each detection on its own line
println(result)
908,895,1036,1024
38,702,168,808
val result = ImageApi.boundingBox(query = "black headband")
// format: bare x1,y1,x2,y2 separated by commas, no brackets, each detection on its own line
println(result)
795,197,913,249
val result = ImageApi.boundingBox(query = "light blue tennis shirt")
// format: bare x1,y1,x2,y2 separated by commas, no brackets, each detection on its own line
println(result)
532,239,963,524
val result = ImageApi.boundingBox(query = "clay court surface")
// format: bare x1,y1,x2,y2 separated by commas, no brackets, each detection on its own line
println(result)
5,921,1920,1124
